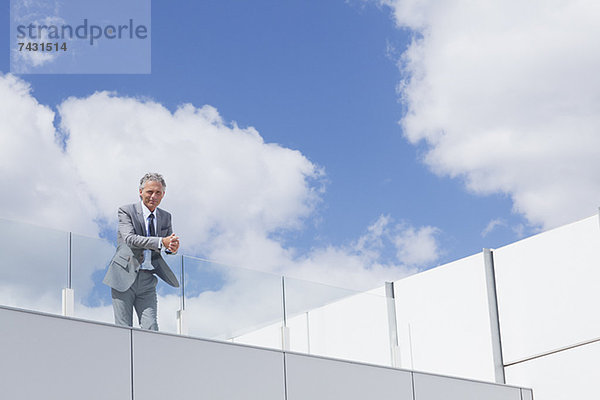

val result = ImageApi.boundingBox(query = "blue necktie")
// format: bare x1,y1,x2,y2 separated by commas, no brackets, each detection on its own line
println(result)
148,213,156,236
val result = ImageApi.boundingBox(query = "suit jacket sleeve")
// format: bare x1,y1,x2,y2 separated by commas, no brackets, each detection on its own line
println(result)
161,213,177,255
161,209,177,255
118,205,162,251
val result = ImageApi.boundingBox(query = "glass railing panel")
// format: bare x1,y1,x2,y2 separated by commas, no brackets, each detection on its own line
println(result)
284,277,392,366
71,232,182,333
183,256,284,350
156,252,182,334
0,218,68,315
70,233,115,324
0,218,394,366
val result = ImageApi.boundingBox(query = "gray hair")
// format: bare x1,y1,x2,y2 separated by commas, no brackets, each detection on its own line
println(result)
139,172,166,191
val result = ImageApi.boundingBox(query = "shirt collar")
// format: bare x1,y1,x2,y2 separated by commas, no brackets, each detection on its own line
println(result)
140,202,156,220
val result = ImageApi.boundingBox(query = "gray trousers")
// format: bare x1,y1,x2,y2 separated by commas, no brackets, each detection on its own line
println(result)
111,270,159,331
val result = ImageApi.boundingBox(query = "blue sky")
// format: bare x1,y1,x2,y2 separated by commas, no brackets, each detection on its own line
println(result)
2,0,599,291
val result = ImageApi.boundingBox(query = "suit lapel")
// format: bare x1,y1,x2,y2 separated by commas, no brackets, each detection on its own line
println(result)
133,202,147,236
156,208,168,236
155,208,161,235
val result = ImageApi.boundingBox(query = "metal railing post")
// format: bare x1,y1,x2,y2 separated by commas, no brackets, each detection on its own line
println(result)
483,248,506,384
281,276,290,351
385,281,401,368
62,232,74,317
177,255,188,335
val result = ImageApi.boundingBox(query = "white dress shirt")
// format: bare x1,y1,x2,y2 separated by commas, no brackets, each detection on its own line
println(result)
140,202,161,270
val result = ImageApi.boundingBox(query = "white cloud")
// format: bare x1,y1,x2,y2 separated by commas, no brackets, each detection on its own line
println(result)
58,93,323,247
481,218,506,237
0,74,98,234
381,0,600,229
393,224,440,266
284,215,440,289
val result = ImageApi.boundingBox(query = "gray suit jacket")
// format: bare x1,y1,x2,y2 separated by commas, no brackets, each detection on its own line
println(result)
103,203,180,292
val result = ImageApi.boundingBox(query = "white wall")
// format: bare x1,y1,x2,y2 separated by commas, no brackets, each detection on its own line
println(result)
0,307,131,400
493,215,600,364
298,291,390,365
0,305,526,400
232,318,284,349
388,213,600,398
233,289,392,366
232,213,600,400
492,214,600,399
134,329,286,400
393,253,497,381
7,212,599,400
286,353,413,399
504,341,600,400
413,372,522,400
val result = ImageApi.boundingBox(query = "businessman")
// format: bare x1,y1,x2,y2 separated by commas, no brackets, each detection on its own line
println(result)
103,172,180,330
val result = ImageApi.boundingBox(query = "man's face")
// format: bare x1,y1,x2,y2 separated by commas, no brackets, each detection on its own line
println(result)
139,180,165,212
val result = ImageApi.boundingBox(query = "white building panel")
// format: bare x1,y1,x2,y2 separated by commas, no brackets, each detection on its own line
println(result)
304,291,391,365
505,341,600,400
285,353,413,400
283,311,310,353
232,319,284,350
0,303,534,400
413,372,522,400
0,307,131,400
133,330,286,400
493,215,600,363
232,279,392,365
394,253,497,381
